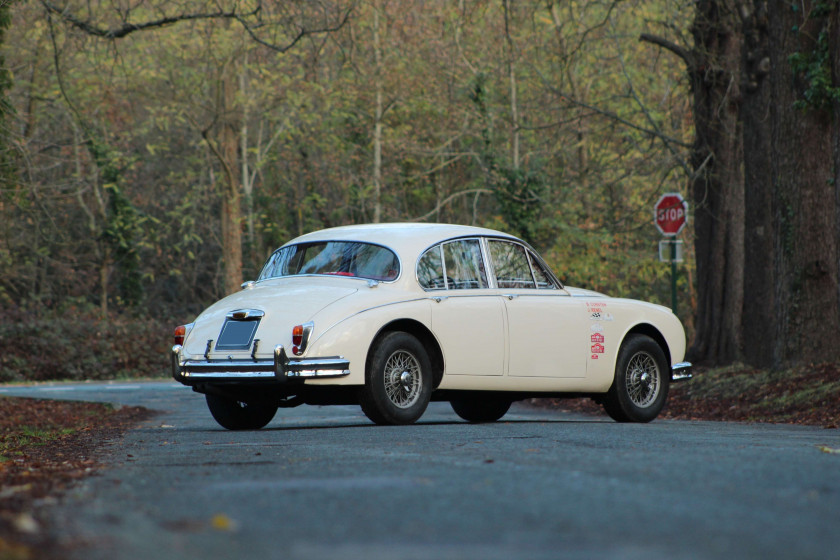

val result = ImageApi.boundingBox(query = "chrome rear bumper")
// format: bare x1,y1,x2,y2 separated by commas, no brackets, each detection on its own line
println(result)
671,362,693,382
171,344,350,384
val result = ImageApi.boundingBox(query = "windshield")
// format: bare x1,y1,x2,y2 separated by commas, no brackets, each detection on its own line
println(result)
258,241,400,282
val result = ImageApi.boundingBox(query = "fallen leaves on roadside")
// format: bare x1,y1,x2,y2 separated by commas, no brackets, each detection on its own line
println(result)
9,513,39,535
0,535,34,560
817,445,840,454
0,397,153,558
210,513,237,532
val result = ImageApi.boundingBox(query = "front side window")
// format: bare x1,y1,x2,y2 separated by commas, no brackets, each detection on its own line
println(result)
488,240,535,289
529,253,558,289
487,239,559,290
259,241,399,282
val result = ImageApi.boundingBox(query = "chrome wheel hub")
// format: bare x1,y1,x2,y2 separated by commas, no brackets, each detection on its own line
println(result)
400,371,413,391
383,350,422,409
626,352,660,408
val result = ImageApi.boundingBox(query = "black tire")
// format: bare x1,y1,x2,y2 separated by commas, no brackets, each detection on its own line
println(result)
601,334,669,423
450,395,512,423
359,332,432,425
205,393,278,430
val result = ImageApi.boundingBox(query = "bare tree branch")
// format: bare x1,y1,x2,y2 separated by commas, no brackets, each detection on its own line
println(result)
639,33,695,69
236,5,355,54
41,1,250,39
40,0,354,53
412,189,492,222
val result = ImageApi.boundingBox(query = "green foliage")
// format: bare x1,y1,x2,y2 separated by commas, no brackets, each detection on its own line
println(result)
88,135,146,306
789,3,840,111
1,0,694,339
492,167,547,245
0,1,11,116
104,183,145,306
0,306,171,382
0,1,14,186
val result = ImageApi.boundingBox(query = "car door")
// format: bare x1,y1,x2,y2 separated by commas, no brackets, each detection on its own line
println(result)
417,239,506,376
486,239,587,378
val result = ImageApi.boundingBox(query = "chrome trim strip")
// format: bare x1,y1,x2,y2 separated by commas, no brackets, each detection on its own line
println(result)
416,235,564,292
297,322,314,354
671,361,693,382
171,343,350,383
227,308,265,320
181,371,279,379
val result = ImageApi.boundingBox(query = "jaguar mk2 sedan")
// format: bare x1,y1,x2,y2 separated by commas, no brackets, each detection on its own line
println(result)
172,223,691,429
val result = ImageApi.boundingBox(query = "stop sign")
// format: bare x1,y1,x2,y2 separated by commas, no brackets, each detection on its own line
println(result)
654,193,688,236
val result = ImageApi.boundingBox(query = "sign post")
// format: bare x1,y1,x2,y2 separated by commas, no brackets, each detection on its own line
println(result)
654,193,688,314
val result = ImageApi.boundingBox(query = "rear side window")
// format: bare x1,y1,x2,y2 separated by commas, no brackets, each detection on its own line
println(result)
417,239,488,290
443,240,488,289
417,246,446,289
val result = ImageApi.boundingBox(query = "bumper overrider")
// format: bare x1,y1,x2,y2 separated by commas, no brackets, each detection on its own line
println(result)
171,344,350,385
671,362,693,382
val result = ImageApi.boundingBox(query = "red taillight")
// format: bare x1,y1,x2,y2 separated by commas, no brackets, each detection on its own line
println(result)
292,325,304,354
292,323,313,356
174,325,186,346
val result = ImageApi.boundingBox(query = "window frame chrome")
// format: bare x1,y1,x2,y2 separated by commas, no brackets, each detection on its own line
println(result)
415,235,564,293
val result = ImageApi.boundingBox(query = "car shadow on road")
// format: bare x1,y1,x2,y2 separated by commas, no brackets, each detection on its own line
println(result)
177,416,611,434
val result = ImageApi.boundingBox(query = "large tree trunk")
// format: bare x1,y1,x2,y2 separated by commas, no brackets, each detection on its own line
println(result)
686,1,745,365
740,2,774,366
219,65,244,295
741,2,840,367
372,0,383,224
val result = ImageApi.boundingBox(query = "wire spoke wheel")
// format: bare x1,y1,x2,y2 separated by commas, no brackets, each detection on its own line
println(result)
602,334,669,423
383,350,423,408
359,331,433,425
625,352,661,408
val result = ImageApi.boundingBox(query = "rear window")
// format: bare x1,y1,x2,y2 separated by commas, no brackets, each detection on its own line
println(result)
259,241,400,282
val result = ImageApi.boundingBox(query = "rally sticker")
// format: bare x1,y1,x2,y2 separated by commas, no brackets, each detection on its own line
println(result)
590,312,614,321
591,343,605,354
591,333,604,344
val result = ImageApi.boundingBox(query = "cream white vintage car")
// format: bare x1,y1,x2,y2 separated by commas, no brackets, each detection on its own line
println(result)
172,223,691,429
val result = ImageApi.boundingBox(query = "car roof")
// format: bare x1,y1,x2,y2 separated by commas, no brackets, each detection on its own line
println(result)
283,223,521,257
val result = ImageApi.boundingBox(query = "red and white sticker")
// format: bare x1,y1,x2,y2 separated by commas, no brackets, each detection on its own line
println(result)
591,343,604,354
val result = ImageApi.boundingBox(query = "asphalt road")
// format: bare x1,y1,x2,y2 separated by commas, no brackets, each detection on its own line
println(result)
2,381,839,560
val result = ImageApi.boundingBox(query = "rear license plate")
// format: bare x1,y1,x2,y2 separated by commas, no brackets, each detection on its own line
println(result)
215,319,260,351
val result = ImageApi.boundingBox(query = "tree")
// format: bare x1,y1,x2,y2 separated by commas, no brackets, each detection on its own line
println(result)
643,0,840,368
0,1,12,172
740,2,840,367
39,0,351,295
643,1,744,364
2,0,693,320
